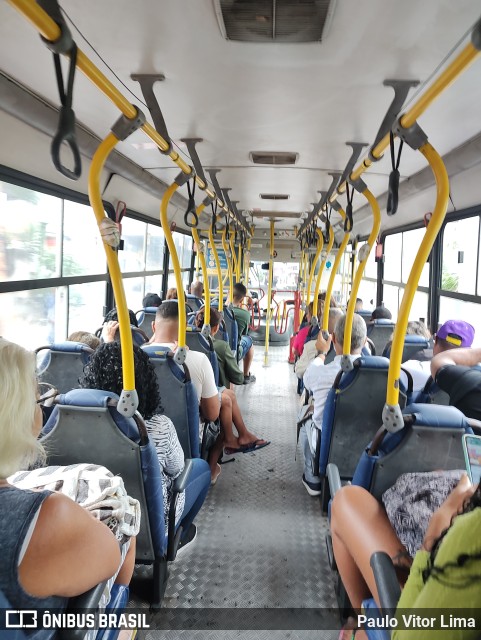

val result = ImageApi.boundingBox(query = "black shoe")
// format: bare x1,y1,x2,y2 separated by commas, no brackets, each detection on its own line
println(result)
176,524,197,556
243,374,256,384
302,474,322,497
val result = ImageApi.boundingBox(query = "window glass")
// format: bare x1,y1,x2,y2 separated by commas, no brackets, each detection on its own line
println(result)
381,284,428,326
357,280,377,312
439,296,481,347
382,284,401,322
359,241,377,280
0,181,61,281
146,224,165,271
0,287,67,350
122,277,144,312
442,217,479,295
63,201,106,276
68,282,106,335
401,228,429,286
383,233,402,283
118,218,146,273
182,270,191,290
144,275,163,300
181,235,193,270
173,233,184,268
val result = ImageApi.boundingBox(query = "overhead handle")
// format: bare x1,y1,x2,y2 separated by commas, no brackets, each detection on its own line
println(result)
130,74,172,155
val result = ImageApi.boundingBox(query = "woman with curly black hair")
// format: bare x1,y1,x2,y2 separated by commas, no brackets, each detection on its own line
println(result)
332,476,481,639
80,342,211,551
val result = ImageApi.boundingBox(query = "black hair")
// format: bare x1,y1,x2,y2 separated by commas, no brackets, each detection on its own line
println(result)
155,300,179,322
370,305,392,321
79,342,161,420
104,307,139,328
233,282,247,301
422,483,481,586
143,293,162,308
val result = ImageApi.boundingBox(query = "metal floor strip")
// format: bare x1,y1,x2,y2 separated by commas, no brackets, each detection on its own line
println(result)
133,345,340,639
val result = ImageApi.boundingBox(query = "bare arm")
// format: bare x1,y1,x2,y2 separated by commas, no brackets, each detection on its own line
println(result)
19,493,122,598
431,347,481,378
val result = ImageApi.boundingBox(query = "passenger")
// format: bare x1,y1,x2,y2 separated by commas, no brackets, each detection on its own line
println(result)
190,280,204,299
300,314,367,496
142,292,162,308
355,298,363,312
166,287,178,300
230,282,256,384
104,306,139,327
430,339,481,421
67,330,100,350
332,475,481,639
101,308,148,345
370,305,392,321
402,320,474,393
147,301,221,481
80,340,210,548
292,302,315,358
294,307,343,379
0,337,135,620
194,307,270,456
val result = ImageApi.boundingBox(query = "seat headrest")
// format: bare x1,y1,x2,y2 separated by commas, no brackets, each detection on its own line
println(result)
371,319,395,326
403,403,469,430
354,355,390,369
404,334,430,347
46,341,93,353
142,345,171,358
59,388,119,407
143,307,159,314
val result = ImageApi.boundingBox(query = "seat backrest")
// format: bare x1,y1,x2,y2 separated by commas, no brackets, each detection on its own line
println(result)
142,346,200,458
135,307,159,339
186,294,203,311
223,307,239,353
36,342,94,393
352,403,472,501
40,388,166,561
367,320,396,357
319,356,407,479
382,334,431,363
414,376,450,406
185,328,219,385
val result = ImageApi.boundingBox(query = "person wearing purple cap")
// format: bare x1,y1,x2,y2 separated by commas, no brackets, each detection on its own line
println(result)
402,319,475,393
430,321,481,420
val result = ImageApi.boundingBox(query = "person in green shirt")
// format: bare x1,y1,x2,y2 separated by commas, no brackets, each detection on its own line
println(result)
195,307,269,456
332,476,481,639
231,282,256,384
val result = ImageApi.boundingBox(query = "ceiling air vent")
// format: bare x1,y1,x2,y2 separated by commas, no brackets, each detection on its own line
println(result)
260,193,289,200
250,151,298,165
214,0,336,43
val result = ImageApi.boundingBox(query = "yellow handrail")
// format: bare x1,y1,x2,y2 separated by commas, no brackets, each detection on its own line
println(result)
208,223,223,312
312,230,324,319
264,219,275,366
308,231,323,317
88,132,137,414
229,233,239,281
7,0,248,231
342,189,381,357
322,210,349,333
160,183,186,349
222,229,234,304
243,229,252,285
384,142,449,428
314,226,334,319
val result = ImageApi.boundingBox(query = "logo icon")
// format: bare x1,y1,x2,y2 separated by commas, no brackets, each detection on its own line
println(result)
6,611,37,628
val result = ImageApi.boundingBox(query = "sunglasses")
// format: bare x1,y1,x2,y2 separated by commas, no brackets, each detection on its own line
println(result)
36,382,58,405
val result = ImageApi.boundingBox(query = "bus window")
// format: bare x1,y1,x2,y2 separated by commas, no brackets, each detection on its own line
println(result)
146,224,165,271
63,201,106,277
442,217,479,295
118,217,147,273
68,282,106,336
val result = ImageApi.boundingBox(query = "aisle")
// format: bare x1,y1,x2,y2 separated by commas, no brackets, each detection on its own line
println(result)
142,345,339,639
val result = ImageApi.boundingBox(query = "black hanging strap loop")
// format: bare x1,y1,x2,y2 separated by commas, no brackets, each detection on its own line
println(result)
344,185,354,233
387,131,404,216
50,42,82,180
211,201,218,236
184,178,199,228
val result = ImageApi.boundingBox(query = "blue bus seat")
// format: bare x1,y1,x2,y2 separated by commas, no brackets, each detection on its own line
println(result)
315,356,407,511
186,294,203,311
142,346,200,459
185,327,220,386
222,307,239,356
36,342,94,394
382,334,431,363
366,320,396,356
135,306,159,339
40,388,190,606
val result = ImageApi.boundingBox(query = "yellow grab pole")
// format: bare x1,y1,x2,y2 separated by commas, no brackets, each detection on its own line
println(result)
351,239,358,295
6,0,250,232
306,241,319,308
88,133,137,414
342,189,381,359
384,143,449,429
264,220,275,366
192,206,210,330
208,223,224,312
243,229,252,285
314,227,334,320
222,229,234,304
322,210,350,333
160,183,187,352
312,230,324,319
237,243,243,282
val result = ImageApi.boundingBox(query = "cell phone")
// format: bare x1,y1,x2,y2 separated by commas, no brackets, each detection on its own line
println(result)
462,434,481,485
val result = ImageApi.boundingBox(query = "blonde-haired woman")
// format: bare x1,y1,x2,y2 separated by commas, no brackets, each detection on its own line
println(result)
0,337,134,618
